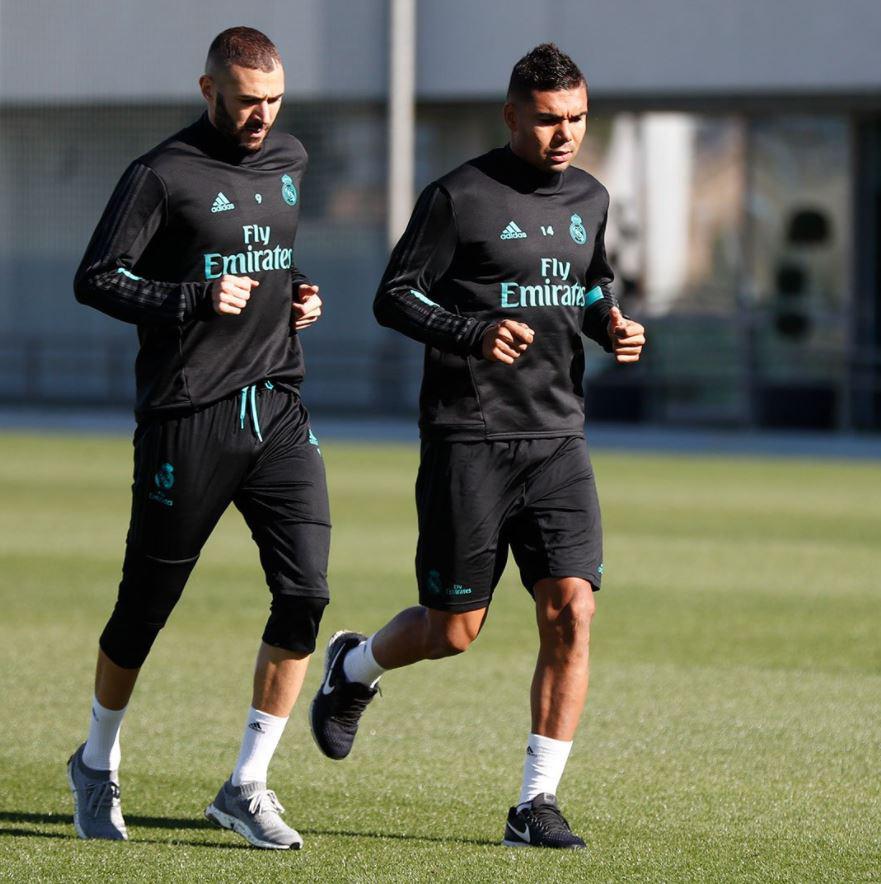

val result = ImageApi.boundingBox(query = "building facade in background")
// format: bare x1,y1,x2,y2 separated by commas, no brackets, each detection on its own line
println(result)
1,0,879,429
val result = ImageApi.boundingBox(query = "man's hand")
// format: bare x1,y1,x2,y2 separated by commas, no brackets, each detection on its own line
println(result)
293,284,322,331
607,306,645,363
482,320,534,364
211,274,259,316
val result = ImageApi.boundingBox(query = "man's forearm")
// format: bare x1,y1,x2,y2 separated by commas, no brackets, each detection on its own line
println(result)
75,265,210,325
374,286,490,356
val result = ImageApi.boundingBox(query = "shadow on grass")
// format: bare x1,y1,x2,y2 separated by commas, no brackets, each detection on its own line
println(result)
1,827,69,840
1,811,501,849
0,813,249,851
300,827,499,848
0,811,206,830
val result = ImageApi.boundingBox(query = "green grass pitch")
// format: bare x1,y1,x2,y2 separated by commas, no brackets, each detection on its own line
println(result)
0,432,879,882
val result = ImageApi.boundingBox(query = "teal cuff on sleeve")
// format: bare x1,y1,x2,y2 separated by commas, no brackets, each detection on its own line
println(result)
410,288,439,308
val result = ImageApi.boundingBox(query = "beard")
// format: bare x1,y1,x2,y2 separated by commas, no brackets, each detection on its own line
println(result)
213,94,271,151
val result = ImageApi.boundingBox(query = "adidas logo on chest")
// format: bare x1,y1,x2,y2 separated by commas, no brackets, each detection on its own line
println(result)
500,220,527,240
211,192,235,213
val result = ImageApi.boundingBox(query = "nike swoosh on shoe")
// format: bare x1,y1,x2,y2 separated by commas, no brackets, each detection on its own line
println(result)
321,646,347,695
508,822,530,842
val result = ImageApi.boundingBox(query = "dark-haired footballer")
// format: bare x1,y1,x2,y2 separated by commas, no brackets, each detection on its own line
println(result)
310,44,645,849
67,27,327,850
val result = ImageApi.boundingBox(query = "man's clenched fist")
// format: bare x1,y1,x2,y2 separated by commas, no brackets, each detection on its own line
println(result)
482,320,534,364
607,306,645,364
211,274,259,316
293,284,322,331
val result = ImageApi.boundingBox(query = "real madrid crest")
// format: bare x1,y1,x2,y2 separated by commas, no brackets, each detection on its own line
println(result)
154,462,175,490
569,213,587,245
281,174,298,207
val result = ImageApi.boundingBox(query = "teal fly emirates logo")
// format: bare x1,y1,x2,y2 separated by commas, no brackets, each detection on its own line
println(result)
499,257,604,309
281,174,298,206
149,462,175,507
203,224,294,279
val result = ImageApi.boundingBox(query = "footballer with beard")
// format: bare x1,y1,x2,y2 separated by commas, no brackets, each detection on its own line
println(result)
68,27,327,850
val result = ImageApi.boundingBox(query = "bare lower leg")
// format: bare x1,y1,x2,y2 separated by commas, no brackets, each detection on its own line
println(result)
252,642,310,716
530,578,595,741
94,648,140,710
530,649,589,740
370,606,488,670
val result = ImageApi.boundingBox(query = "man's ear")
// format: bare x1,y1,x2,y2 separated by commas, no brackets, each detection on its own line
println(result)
503,101,517,135
198,75,214,104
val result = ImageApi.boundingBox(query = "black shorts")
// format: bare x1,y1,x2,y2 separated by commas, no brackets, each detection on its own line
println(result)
415,436,602,612
125,384,330,602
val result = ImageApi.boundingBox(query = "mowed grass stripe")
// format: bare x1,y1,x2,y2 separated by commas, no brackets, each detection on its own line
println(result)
0,433,878,882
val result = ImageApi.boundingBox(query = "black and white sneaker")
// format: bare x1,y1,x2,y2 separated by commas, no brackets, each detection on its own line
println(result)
309,630,379,760
502,793,586,849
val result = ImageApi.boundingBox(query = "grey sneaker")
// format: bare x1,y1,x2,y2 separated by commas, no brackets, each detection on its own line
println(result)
66,743,128,841
205,779,302,850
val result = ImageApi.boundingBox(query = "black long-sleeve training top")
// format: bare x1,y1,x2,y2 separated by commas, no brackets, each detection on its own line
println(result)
75,113,310,420
374,146,617,441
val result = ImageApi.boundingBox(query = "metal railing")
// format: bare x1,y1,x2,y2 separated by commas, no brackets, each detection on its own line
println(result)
1,318,879,430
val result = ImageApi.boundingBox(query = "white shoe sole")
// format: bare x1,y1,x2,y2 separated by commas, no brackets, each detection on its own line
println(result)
204,804,302,850
67,762,87,839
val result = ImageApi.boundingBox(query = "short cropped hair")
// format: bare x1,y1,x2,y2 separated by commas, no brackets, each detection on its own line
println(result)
206,26,281,75
507,43,586,102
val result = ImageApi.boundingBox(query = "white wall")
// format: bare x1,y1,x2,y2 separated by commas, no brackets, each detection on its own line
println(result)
1,0,879,104
417,0,881,98
0,0,387,101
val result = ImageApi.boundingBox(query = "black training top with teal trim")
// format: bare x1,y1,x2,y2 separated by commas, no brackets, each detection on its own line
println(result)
374,146,617,440
75,113,311,420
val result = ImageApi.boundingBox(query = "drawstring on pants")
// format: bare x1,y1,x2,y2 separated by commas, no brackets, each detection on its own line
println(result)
239,380,274,442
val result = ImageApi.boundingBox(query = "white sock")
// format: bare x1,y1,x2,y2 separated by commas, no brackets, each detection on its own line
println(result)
231,707,288,786
517,733,573,807
342,635,385,688
82,696,126,771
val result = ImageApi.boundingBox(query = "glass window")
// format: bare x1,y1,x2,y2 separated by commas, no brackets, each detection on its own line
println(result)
579,113,749,423
747,116,850,390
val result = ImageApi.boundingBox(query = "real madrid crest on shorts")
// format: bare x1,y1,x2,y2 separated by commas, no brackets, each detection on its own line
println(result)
426,569,442,595
149,462,175,507
569,213,587,245
281,174,298,207
154,462,174,490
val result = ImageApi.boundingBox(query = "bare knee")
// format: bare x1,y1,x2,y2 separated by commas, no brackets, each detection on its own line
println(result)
564,591,596,644
424,609,486,658
536,579,596,650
